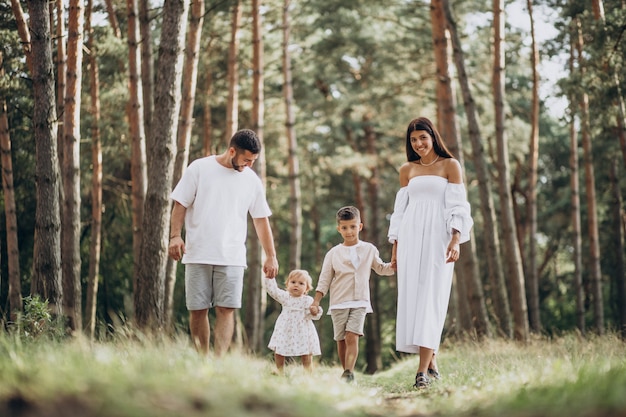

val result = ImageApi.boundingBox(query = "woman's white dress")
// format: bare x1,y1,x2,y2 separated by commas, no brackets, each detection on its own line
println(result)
264,278,322,357
388,176,473,353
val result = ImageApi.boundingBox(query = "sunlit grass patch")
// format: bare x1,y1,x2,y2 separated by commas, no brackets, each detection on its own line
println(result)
1,331,625,417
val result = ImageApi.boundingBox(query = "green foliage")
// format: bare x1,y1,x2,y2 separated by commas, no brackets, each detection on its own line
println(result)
13,296,66,340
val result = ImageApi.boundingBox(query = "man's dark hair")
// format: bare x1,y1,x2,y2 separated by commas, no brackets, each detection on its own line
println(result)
336,206,360,223
230,129,262,154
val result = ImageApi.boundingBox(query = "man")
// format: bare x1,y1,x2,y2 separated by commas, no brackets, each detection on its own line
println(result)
168,129,279,356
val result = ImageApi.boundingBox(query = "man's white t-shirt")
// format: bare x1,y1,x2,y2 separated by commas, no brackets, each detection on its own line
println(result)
170,155,271,267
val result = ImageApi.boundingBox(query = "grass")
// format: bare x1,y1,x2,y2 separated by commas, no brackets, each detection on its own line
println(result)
1,331,625,417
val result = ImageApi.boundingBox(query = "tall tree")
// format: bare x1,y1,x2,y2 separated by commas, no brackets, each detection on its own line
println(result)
363,115,383,374
127,0,148,316
524,0,541,333
609,159,626,339
139,0,154,142
492,0,528,341
430,0,490,338
568,23,585,334
135,0,189,330
27,0,63,314
224,0,242,144
444,0,512,337
9,0,32,72
84,0,103,339
575,17,604,333
0,52,22,323
165,0,205,327
245,0,268,353
282,0,302,271
61,0,85,332
104,0,121,38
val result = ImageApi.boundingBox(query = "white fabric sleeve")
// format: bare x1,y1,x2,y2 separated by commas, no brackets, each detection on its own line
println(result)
264,277,289,305
387,187,408,243
444,183,473,244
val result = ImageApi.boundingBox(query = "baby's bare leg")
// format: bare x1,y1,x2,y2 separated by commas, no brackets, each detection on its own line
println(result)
302,354,313,371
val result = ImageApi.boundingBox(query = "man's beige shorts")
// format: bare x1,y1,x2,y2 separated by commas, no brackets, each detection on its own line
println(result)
330,307,367,341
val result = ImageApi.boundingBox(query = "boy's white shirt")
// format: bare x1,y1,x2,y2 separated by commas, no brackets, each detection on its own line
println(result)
316,240,394,313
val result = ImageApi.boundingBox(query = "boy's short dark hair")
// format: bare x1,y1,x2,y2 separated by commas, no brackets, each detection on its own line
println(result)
336,206,360,223
230,129,261,154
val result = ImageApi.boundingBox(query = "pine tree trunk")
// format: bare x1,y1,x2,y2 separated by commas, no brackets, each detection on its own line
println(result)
364,117,382,374
135,0,189,330
492,0,528,341
10,0,33,73
61,0,84,332
431,0,490,338
525,0,541,333
85,0,103,339
165,0,205,328
27,0,63,315
282,0,302,271
139,0,154,142
0,61,22,323
128,0,148,318
567,25,585,334
575,17,604,334
244,0,267,353
224,0,242,145
443,0,512,337
609,160,626,339
104,0,121,38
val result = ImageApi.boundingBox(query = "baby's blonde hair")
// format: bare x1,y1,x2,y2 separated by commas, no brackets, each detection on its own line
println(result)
284,269,314,293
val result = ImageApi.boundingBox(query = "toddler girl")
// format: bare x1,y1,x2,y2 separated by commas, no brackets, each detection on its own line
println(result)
265,270,323,373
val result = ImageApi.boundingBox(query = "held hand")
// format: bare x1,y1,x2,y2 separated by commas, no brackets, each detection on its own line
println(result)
263,256,279,278
309,305,320,316
168,237,185,261
446,241,460,263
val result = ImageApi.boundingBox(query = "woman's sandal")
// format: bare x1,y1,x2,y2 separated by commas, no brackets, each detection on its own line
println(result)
413,372,430,389
428,368,440,380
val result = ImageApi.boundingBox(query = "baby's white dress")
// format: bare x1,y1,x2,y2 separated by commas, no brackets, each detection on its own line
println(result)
264,278,322,356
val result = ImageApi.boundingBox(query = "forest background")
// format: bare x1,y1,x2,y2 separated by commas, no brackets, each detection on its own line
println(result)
0,0,625,374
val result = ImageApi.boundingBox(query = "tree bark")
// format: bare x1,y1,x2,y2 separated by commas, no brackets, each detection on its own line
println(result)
165,0,205,328
363,115,382,374
609,160,626,339
61,0,85,333
224,0,242,146
104,0,121,38
575,17,604,334
27,0,63,315
245,0,267,353
135,0,189,330
85,0,103,339
525,0,541,333
492,0,528,341
139,0,154,142
0,54,22,323
128,0,148,319
282,0,302,271
443,0,512,338
10,0,33,73
567,25,585,334
430,0,490,338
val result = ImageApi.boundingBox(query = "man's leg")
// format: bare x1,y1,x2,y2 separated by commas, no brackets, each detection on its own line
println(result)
189,309,210,355
337,339,347,369
214,306,235,356
344,331,359,372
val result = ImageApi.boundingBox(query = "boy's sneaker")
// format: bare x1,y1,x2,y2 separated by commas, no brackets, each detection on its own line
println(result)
341,369,354,383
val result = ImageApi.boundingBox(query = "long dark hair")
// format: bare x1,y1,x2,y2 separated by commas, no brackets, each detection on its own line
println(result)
405,117,454,162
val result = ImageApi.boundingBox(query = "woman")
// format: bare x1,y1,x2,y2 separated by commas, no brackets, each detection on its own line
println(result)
388,117,473,389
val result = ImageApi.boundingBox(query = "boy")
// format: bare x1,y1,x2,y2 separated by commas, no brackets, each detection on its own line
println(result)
309,206,394,382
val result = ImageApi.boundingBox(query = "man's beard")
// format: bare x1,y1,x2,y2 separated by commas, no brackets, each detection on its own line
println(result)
231,158,245,171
